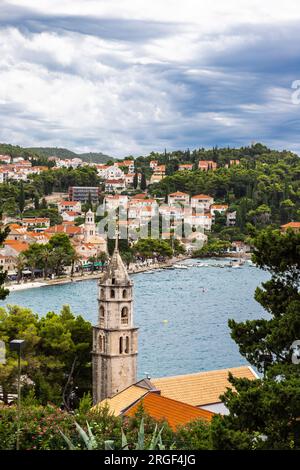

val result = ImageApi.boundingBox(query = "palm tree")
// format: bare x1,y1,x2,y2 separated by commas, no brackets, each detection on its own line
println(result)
15,254,26,284
40,245,53,279
97,251,108,272
70,251,82,277
88,256,96,273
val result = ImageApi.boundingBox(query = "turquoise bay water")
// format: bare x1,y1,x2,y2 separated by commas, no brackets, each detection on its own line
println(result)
0,259,269,378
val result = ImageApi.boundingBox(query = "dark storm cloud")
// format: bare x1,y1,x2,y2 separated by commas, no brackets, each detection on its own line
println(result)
0,3,182,42
0,1,299,155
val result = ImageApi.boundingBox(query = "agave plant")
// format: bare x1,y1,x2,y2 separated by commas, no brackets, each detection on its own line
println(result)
60,417,171,450
60,421,98,450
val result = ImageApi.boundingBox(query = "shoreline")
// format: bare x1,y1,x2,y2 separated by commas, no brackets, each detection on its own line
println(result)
5,253,252,293
5,255,190,292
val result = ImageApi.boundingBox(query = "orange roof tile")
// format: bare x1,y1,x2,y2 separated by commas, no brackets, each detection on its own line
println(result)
92,385,148,416
281,222,300,228
132,193,147,199
211,204,228,209
45,224,82,235
169,191,189,197
59,201,80,206
124,392,214,430
191,194,213,200
4,240,29,252
151,366,257,407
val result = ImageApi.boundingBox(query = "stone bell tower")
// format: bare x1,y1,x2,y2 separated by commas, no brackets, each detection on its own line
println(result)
92,236,138,404
84,209,96,243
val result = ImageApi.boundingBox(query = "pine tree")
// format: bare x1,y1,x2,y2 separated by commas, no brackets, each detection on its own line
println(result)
212,227,300,450
18,182,25,214
140,172,147,191
34,194,40,210
133,172,138,189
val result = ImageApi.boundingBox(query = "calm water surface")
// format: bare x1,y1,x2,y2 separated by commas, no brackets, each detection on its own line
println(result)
0,259,269,378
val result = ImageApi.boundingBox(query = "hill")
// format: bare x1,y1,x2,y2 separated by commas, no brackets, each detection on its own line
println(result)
27,147,114,163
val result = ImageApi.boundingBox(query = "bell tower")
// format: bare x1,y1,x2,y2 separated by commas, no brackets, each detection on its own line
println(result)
84,209,96,243
92,236,138,404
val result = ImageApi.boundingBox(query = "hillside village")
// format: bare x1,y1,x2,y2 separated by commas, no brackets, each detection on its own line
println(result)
0,145,299,281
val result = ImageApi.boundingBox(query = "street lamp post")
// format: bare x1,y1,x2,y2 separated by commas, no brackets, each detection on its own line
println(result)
10,339,26,451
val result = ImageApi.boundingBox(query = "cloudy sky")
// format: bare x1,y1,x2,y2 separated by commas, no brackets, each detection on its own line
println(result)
1,0,300,157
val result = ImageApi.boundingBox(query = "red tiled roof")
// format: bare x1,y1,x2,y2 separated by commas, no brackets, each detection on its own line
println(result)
4,240,29,252
191,194,213,200
169,191,189,197
45,224,82,235
281,222,300,228
124,392,214,430
59,201,80,206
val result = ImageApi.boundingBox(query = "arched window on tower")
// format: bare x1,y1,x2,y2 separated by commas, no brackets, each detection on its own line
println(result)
100,306,105,326
125,336,129,353
122,289,127,299
99,335,103,352
121,306,129,325
110,289,115,298
119,337,123,354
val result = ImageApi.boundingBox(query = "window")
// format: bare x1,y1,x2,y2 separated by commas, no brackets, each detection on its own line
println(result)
99,306,105,326
111,289,115,298
119,337,123,354
112,278,115,285
122,289,127,299
121,307,129,325
99,336,103,352
125,336,129,353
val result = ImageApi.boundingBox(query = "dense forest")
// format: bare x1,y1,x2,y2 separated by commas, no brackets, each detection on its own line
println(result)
143,144,300,239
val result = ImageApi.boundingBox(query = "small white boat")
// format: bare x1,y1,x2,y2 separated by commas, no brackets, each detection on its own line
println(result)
173,264,189,270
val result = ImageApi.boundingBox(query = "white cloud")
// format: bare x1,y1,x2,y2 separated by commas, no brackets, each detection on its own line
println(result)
0,0,300,155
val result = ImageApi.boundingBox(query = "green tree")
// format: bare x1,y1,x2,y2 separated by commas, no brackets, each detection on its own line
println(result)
133,172,138,189
211,228,300,449
0,305,92,406
18,182,25,215
133,238,173,259
140,171,147,191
